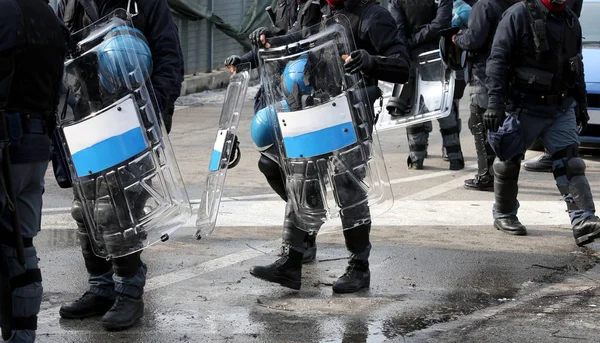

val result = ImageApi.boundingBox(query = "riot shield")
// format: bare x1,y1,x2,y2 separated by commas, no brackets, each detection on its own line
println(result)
57,9,191,259
376,50,456,132
257,16,394,232
195,65,251,239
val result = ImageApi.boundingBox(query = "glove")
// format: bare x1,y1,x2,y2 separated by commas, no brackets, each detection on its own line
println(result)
483,108,506,132
249,27,272,47
224,55,241,67
344,49,374,75
577,106,589,135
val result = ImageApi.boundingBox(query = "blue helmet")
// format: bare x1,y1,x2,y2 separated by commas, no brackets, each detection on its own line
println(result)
452,0,471,30
251,101,290,151
281,56,312,97
97,26,152,93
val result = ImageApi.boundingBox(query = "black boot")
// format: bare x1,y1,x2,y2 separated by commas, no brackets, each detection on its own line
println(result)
303,233,317,264
464,174,494,192
449,158,465,171
524,154,553,173
494,215,527,236
101,294,144,330
332,258,370,294
407,156,424,170
59,292,115,319
573,216,600,246
250,247,303,290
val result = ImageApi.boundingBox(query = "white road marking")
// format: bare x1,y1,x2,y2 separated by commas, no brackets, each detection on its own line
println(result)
41,200,575,230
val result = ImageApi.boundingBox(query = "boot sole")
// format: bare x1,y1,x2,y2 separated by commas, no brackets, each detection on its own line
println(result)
464,184,493,192
101,308,144,330
249,270,301,290
494,222,527,236
332,280,370,294
575,228,600,247
59,308,111,319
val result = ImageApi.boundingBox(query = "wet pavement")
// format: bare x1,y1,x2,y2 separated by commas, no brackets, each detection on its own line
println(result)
35,97,600,342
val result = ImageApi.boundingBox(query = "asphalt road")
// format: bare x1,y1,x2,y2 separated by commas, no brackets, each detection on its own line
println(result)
35,96,600,342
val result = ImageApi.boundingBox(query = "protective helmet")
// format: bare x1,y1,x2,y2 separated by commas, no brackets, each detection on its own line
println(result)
97,26,153,93
452,0,471,30
251,101,290,151
281,56,312,97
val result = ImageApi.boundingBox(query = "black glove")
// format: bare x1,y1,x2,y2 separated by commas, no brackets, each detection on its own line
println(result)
249,27,272,47
164,102,175,134
577,106,589,135
344,50,374,75
483,108,506,132
224,55,241,67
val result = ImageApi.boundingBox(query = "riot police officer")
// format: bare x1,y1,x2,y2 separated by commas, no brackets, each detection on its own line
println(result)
0,0,67,341
56,0,184,330
248,0,410,294
390,0,465,170
225,0,324,265
484,0,600,246
452,0,520,191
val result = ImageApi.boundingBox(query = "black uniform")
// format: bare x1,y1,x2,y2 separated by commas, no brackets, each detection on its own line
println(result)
390,0,465,170
453,0,519,191
56,0,183,330
249,0,410,294
0,0,67,341
485,0,600,245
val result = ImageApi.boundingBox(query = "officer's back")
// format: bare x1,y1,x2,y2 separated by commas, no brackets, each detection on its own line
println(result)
1,0,67,163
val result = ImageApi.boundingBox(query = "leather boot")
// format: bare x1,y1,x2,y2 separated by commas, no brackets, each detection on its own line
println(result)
449,158,465,171
524,154,553,172
407,156,424,170
59,292,115,319
464,174,494,192
573,216,600,247
494,215,527,236
101,294,144,330
332,258,370,294
250,247,303,290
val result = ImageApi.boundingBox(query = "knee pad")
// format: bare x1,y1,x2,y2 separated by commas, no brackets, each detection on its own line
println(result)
566,157,586,179
71,198,84,225
5,246,42,331
493,159,520,180
258,154,281,179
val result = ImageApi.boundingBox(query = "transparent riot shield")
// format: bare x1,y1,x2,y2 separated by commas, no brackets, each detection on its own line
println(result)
257,16,394,232
376,50,456,132
195,65,251,239
56,9,191,259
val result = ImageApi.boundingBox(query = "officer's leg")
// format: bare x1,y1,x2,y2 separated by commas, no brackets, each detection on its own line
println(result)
542,106,600,246
492,158,527,235
257,152,317,262
331,171,372,294
101,190,149,329
406,121,432,169
464,81,495,191
59,192,115,320
0,162,47,343
438,106,464,170
249,201,304,290
257,153,287,202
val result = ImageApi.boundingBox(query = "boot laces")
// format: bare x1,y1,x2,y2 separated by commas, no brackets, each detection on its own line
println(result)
109,294,129,312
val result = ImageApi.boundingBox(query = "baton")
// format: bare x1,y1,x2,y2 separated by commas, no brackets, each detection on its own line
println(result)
265,6,277,28
0,112,25,265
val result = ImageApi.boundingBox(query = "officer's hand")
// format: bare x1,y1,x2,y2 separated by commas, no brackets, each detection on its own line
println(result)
249,27,272,48
483,108,506,132
344,50,374,75
577,107,590,135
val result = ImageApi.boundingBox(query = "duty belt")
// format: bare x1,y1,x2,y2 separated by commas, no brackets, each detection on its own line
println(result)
5,111,47,135
515,91,570,106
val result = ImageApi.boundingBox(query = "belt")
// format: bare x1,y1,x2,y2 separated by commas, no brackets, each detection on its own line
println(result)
516,91,569,106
